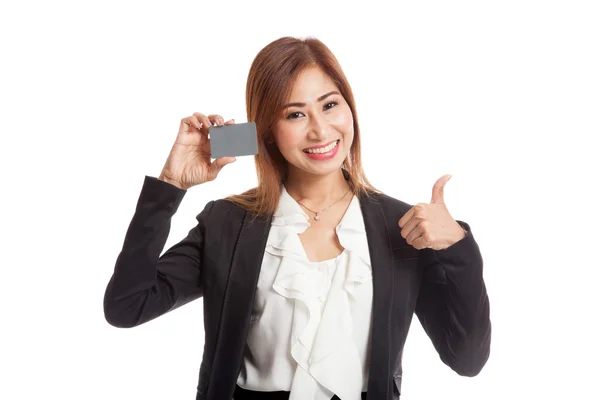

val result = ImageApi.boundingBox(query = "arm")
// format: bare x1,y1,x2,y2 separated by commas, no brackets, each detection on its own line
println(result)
103,175,214,328
414,221,491,377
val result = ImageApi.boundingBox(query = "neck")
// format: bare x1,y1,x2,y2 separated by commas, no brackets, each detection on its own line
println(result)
284,168,351,207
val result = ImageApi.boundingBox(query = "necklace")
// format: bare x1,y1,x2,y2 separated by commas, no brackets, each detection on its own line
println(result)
295,187,352,221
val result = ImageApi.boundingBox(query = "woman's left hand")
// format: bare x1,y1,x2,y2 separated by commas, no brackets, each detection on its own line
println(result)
398,174,467,250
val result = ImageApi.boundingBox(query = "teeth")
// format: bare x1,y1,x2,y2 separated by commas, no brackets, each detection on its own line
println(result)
305,140,338,154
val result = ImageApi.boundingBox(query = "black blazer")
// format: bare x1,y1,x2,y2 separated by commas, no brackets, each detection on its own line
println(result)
104,176,491,400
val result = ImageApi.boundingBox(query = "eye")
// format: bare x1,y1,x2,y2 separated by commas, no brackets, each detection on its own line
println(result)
286,111,304,120
324,101,338,110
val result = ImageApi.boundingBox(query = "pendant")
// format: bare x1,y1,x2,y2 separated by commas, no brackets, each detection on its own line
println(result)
314,214,320,221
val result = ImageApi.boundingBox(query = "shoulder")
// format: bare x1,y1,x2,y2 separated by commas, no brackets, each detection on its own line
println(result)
195,197,247,225
360,190,414,220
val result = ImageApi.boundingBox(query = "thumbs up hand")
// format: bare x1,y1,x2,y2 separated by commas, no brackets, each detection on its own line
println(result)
397,174,467,250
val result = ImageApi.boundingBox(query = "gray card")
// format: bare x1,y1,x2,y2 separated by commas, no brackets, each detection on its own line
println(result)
209,121,259,158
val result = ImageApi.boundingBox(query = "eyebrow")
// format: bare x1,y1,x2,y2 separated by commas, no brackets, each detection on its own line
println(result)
282,91,340,109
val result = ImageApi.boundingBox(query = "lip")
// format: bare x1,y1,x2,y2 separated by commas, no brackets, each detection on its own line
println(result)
303,140,340,161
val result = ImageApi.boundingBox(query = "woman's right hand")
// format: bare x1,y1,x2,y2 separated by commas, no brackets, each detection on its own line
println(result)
158,113,237,190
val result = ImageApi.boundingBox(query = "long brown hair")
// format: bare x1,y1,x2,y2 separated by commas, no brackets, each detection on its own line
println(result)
226,36,379,217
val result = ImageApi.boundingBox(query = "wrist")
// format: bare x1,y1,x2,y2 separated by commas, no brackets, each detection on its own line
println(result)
451,223,467,243
158,173,186,190
441,223,467,249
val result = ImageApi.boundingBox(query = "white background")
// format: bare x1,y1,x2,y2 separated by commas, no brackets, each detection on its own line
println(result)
1,0,599,399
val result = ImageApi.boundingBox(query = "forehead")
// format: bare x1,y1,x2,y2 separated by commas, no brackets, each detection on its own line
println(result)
287,66,338,100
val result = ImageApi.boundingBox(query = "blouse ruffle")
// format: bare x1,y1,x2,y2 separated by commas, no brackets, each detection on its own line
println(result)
266,187,372,400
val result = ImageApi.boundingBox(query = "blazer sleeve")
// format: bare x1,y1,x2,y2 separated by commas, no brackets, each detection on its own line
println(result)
414,221,491,377
103,176,214,328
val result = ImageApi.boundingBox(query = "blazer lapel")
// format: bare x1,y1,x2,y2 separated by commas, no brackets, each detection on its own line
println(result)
359,192,394,399
207,211,272,400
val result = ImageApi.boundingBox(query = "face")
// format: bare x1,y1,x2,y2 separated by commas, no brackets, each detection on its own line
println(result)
272,66,354,179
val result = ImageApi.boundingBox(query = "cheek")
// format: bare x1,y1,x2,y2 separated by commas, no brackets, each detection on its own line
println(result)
332,105,354,137
274,123,303,151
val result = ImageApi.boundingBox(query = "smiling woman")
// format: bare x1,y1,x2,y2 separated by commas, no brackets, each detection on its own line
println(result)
227,37,378,218
103,36,491,400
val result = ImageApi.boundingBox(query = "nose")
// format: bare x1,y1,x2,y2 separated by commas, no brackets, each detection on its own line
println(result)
308,113,329,141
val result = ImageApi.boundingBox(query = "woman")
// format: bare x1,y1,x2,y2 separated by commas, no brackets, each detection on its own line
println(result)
104,36,491,400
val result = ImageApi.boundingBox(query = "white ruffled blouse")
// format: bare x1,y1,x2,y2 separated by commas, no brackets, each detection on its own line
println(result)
236,186,374,400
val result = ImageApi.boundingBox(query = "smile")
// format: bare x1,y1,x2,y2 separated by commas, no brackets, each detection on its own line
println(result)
303,140,339,154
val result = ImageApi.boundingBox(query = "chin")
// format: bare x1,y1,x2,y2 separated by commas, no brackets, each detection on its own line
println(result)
308,164,344,177
299,156,347,177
